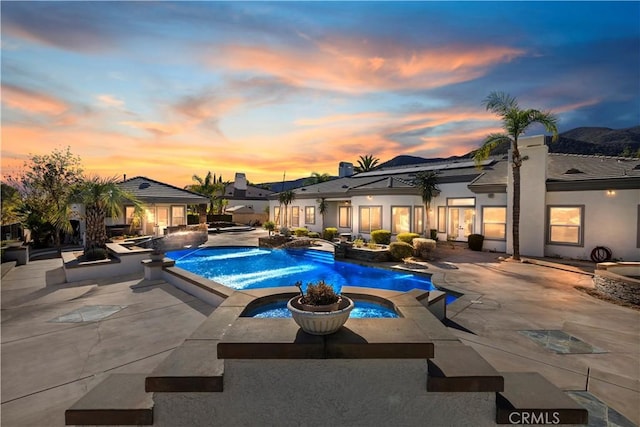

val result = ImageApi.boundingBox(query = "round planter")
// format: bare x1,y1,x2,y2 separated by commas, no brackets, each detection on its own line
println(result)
149,252,165,261
287,296,354,335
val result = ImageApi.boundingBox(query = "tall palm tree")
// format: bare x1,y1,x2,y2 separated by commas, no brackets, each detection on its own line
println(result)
68,176,143,251
474,91,558,260
354,155,380,173
413,171,440,235
305,172,333,185
278,190,296,228
317,197,328,230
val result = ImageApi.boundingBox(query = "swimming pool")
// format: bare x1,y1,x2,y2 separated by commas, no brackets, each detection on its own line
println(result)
167,246,456,303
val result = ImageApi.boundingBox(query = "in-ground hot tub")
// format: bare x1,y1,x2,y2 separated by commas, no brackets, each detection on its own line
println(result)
594,262,640,305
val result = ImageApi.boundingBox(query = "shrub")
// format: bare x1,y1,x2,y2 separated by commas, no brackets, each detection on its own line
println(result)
397,232,420,244
468,234,484,251
323,227,338,241
413,238,436,259
370,229,391,245
295,280,339,305
367,241,379,249
294,227,309,237
389,241,414,260
263,221,276,235
279,227,291,237
308,231,320,238
85,247,107,261
352,238,364,248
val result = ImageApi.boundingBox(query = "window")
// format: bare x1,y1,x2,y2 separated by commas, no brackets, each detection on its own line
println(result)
548,206,584,245
125,206,136,225
482,207,506,240
291,207,300,227
413,206,424,234
359,206,382,233
171,206,185,226
274,206,281,225
447,198,475,206
339,206,352,228
305,206,315,224
391,206,411,234
437,206,446,233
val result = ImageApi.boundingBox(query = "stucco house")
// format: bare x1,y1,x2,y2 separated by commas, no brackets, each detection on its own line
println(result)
269,135,640,261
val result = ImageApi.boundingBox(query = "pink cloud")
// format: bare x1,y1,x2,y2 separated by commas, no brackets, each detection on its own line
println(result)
1,84,68,115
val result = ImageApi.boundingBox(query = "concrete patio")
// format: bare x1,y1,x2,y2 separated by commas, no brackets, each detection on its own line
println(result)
1,229,638,426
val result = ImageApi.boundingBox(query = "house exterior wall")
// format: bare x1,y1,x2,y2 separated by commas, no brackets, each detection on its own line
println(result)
545,189,640,261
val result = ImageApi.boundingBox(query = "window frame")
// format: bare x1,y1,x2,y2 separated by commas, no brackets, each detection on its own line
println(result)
290,206,300,227
339,206,352,228
171,205,186,226
305,206,316,225
437,206,446,233
391,205,411,234
481,206,507,241
546,205,585,246
359,205,382,234
413,206,424,234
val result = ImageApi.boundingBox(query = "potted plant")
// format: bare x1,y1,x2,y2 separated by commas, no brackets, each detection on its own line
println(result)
287,280,354,335
149,238,165,261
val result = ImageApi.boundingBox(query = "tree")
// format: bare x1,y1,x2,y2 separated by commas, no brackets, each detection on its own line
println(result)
354,155,380,173
185,172,226,216
1,183,22,226
68,176,143,252
278,190,296,228
317,198,328,231
8,147,83,247
412,171,440,235
474,91,558,260
305,172,333,185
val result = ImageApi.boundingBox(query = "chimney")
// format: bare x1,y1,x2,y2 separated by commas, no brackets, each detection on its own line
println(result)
234,172,247,190
339,162,354,177
123,174,127,181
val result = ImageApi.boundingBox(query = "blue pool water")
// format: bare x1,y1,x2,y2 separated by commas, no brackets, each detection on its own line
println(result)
167,247,456,303
245,301,399,319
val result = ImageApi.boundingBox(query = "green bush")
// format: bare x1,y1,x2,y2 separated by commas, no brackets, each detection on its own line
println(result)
308,231,320,238
468,234,484,251
294,227,309,237
263,221,276,234
370,229,391,245
397,232,420,244
85,247,107,261
323,227,338,241
389,241,414,260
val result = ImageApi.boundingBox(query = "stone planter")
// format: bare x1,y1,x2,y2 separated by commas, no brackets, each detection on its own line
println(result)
149,252,165,262
287,296,354,335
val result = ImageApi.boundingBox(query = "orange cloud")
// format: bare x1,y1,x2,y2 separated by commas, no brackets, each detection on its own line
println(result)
1,84,68,115
97,94,124,107
205,39,525,92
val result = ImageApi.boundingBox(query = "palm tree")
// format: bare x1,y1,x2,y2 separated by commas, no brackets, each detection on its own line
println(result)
413,171,440,235
278,190,296,228
305,172,333,185
317,197,328,230
354,155,380,173
186,172,225,216
474,91,558,260
68,176,143,251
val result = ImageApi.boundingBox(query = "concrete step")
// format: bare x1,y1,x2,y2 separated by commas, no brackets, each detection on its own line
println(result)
496,372,589,425
427,344,504,392
65,374,153,425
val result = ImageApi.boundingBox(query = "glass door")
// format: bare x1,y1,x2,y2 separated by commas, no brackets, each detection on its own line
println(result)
156,207,169,236
448,207,475,241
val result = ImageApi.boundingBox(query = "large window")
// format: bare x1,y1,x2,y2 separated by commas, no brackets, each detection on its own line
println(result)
548,206,584,245
305,206,315,224
413,206,424,234
125,206,136,225
391,206,411,234
171,206,185,226
339,206,352,228
291,207,300,227
359,206,382,233
274,206,281,225
437,206,446,233
482,207,506,240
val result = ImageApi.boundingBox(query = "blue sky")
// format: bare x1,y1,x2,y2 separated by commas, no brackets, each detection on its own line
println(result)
2,1,638,185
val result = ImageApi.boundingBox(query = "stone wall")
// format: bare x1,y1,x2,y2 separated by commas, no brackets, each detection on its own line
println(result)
593,270,640,305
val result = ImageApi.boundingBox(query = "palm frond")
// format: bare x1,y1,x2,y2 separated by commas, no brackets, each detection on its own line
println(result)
474,133,511,164
483,91,518,115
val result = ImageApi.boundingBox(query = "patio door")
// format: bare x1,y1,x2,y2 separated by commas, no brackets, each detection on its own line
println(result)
448,207,475,241
156,207,169,236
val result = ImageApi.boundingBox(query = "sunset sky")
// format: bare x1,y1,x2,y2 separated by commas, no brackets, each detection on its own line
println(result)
2,1,639,187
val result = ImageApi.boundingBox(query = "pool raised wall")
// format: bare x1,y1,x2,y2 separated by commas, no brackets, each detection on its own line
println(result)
594,262,640,305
